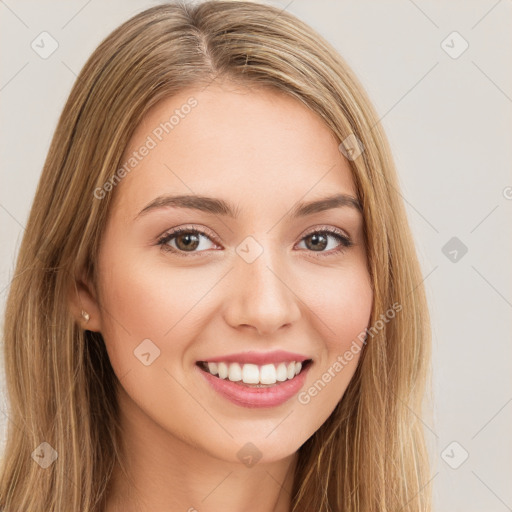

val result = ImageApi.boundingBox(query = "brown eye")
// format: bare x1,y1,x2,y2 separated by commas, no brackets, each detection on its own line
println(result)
174,232,200,251
158,227,218,256
304,232,328,251
296,228,353,257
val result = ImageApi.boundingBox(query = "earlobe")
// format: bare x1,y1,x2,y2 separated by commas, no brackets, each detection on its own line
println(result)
69,269,102,332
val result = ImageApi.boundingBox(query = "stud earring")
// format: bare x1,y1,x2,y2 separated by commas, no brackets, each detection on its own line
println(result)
81,310,90,323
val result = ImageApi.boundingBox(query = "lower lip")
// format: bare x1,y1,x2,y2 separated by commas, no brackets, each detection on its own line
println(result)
196,362,312,409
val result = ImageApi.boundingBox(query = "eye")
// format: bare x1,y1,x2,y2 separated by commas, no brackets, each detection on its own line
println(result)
157,225,218,256
295,226,353,257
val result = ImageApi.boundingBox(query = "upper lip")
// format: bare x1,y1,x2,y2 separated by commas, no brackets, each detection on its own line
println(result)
197,350,312,366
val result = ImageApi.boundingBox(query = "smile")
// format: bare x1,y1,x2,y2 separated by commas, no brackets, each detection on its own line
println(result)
197,360,312,386
198,360,310,386
196,358,313,408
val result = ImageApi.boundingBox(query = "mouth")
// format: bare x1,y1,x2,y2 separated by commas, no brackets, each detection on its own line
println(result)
195,359,313,388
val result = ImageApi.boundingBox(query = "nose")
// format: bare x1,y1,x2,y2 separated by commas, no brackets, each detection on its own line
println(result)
223,246,302,336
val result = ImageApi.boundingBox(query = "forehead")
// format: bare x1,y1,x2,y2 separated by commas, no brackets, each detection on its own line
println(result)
112,81,357,217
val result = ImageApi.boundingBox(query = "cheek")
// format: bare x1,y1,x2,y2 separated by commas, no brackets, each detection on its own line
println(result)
96,247,221,365
299,261,373,348
295,263,372,409
329,274,373,349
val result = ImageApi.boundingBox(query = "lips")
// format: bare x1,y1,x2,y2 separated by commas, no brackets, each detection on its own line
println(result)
196,357,313,408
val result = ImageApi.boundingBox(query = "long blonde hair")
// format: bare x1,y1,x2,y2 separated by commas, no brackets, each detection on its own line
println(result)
0,1,432,510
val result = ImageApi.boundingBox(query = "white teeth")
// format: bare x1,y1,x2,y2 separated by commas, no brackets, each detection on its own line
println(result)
276,363,288,382
218,362,228,379
242,363,260,384
202,360,306,384
207,362,218,375
228,362,242,382
287,362,295,379
260,364,277,384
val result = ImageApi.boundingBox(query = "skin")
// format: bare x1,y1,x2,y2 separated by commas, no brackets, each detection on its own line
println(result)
73,79,373,512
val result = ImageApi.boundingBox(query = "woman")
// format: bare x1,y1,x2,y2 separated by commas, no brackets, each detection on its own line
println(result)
0,1,432,510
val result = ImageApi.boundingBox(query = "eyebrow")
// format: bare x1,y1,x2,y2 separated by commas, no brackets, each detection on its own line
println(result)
134,193,362,220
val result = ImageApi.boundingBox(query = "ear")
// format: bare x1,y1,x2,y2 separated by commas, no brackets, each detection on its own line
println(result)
68,267,103,332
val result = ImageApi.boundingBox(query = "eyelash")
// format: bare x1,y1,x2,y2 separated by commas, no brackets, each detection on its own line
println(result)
156,224,353,258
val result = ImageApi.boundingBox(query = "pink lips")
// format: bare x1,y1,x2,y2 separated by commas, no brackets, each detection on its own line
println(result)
196,358,313,409
197,350,310,366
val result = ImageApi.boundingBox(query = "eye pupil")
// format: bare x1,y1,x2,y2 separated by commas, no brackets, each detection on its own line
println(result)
176,233,200,251
306,233,327,251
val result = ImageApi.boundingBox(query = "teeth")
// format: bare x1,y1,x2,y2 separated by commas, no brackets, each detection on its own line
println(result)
276,363,288,382
260,364,277,384
228,363,242,382
242,364,260,384
202,360,305,384
287,362,295,379
218,362,228,379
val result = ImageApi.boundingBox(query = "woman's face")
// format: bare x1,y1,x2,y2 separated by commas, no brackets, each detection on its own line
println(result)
88,80,373,465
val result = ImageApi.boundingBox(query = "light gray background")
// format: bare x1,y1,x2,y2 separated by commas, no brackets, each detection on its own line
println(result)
1,1,511,511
